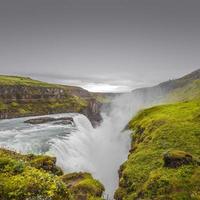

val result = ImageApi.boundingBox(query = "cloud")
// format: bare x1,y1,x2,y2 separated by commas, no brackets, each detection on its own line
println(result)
0,0,199,92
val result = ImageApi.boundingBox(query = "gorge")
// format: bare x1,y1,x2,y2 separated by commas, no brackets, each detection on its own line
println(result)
0,69,200,200
1,1,200,199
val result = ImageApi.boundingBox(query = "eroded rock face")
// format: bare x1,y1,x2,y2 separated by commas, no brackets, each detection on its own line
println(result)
163,150,193,168
81,98,102,127
0,85,67,101
0,84,103,127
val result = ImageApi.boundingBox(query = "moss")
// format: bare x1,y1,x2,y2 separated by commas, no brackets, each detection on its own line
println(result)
0,75,63,88
114,187,127,200
139,166,200,200
29,155,63,175
10,102,19,107
0,151,70,200
0,157,25,174
0,97,88,119
163,150,196,168
0,101,7,110
61,172,104,200
115,100,200,200
0,148,104,200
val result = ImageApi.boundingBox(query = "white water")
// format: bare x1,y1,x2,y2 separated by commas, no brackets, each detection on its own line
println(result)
50,93,148,197
0,92,153,198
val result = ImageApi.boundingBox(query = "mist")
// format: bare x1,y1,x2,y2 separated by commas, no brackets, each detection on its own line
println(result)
49,85,166,198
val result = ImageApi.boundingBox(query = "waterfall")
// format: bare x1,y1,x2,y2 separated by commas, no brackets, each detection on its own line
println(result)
0,92,160,198
49,92,150,197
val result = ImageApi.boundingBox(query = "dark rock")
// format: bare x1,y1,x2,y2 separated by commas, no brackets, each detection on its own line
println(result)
53,120,74,125
24,116,74,125
163,150,193,168
24,117,55,124
81,98,102,127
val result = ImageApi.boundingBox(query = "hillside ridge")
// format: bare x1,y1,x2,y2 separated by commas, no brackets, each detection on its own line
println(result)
115,69,200,199
0,75,103,127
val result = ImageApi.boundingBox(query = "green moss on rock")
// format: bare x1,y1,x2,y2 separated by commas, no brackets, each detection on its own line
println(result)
61,172,105,200
0,148,104,200
115,100,200,200
29,155,63,175
163,150,194,168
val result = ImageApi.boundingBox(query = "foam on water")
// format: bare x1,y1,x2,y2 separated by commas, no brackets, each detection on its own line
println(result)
0,92,157,198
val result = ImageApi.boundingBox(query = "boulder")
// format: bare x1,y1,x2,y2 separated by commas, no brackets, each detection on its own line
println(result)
24,116,74,125
163,150,193,168
61,172,105,199
29,155,63,175
24,117,55,124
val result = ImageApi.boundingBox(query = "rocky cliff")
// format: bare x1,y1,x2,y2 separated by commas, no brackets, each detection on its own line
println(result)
0,75,103,127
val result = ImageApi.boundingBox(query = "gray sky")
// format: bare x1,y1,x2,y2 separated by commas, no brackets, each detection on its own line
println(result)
0,0,199,92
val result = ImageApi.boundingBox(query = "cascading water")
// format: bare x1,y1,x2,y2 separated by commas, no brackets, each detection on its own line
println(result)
0,92,157,198
49,92,151,197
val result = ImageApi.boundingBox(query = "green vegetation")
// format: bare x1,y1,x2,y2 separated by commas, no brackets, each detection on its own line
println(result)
115,100,200,200
0,148,70,200
0,76,88,118
0,75,104,124
0,97,88,118
0,75,89,117
0,148,104,200
0,75,63,88
167,80,200,102
61,172,104,200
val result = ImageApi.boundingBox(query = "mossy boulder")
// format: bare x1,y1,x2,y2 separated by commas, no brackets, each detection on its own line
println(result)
24,117,74,125
163,150,193,168
114,187,126,200
29,155,63,175
61,172,105,200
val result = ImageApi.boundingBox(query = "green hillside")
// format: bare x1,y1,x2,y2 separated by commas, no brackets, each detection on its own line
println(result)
0,75,61,87
115,100,200,200
167,79,200,102
0,75,104,126
131,69,200,104
115,72,200,200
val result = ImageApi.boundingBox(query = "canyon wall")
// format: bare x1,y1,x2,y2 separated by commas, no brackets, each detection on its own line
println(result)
0,76,103,127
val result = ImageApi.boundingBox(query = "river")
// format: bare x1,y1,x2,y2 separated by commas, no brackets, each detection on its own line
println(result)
0,93,148,198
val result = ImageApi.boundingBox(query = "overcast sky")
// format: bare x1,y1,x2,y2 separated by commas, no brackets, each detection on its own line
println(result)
0,0,199,92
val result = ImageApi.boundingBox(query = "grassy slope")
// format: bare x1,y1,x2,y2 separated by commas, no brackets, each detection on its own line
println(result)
0,148,104,200
0,75,72,88
167,79,200,102
115,70,200,200
0,96,88,117
0,75,91,118
115,100,200,200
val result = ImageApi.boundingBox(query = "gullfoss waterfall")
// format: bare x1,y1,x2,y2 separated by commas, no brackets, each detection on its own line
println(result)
0,93,154,198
